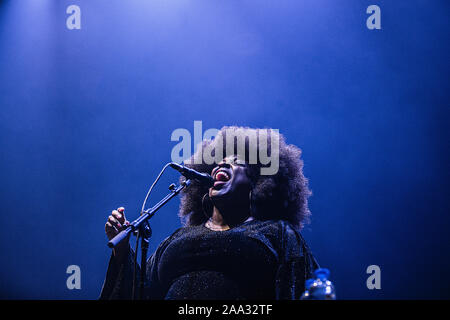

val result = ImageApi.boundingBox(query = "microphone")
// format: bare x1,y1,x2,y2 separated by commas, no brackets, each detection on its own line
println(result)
169,162,214,187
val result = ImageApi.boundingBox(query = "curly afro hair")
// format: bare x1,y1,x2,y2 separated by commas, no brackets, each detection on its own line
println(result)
178,126,312,229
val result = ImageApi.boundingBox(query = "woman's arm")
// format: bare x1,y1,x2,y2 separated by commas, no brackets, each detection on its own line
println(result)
100,206,165,300
99,222,184,299
99,244,135,299
274,221,318,299
99,245,164,300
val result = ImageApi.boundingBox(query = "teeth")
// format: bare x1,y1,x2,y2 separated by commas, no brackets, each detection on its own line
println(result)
215,170,230,180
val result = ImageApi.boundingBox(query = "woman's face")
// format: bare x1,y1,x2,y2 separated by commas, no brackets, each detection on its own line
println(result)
209,155,251,205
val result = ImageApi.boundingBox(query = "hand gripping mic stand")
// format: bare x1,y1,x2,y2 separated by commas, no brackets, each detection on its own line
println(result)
107,178,191,300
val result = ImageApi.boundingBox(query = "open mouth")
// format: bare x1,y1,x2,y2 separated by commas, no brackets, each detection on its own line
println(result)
213,168,231,188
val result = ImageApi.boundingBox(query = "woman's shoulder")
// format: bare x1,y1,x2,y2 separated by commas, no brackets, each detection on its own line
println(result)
157,223,208,246
249,219,313,258
148,225,195,262
247,219,303,237
160,225,196,242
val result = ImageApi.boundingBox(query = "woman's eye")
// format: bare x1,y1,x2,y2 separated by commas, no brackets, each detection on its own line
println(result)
234,158,247,166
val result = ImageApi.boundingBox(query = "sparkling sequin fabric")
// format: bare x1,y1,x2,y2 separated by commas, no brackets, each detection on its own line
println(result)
100,219,318,300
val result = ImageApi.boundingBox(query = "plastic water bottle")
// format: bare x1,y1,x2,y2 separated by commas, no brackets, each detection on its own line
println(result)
300,268,336,300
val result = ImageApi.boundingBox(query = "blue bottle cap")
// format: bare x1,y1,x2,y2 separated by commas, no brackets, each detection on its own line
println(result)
314,268,330,280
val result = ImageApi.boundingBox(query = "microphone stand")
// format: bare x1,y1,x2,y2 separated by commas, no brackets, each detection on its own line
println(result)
107,179,191,300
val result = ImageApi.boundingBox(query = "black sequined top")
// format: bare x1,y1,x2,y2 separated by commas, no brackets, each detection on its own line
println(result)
100,219,318,300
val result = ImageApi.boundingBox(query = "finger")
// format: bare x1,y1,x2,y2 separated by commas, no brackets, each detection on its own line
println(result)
105,221,117,232
112,209,125,225
118,207,126,223
108,215,122,228
108,215,123,230
105,221,118,238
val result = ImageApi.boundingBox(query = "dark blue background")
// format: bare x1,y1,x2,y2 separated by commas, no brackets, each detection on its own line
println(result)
0,0,449,299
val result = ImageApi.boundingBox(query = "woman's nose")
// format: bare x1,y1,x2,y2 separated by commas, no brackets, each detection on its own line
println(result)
217,160,232,168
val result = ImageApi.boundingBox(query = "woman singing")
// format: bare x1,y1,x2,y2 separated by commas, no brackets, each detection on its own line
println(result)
100,126,319,300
